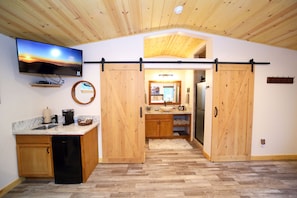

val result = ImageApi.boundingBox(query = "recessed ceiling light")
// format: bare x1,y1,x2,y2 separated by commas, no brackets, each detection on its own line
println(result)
174,5,183,14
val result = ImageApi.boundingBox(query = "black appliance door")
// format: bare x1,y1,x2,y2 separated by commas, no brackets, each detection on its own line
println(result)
52,136,82,184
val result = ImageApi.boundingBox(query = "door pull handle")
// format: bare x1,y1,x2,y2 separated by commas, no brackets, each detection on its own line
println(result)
140,107,143,118
214,107,218,117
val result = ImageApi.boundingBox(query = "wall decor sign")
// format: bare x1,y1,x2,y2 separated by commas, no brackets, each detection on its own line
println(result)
267,77,294,84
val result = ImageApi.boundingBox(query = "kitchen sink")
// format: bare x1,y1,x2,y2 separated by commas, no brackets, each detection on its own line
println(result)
32,124,58,130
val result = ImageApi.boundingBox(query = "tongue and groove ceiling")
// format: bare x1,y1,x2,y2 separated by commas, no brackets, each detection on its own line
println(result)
0,0,296,58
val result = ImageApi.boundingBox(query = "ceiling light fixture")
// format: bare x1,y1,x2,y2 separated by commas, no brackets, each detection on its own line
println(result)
174,5,183,14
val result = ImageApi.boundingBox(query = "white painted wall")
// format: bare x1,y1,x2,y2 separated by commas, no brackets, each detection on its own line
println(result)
0,34,41,189
0,34,100,189
1,27,297,190
0,34,43,188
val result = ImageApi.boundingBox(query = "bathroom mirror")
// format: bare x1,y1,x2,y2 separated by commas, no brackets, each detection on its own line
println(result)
148,80,181,105
71,81,96,105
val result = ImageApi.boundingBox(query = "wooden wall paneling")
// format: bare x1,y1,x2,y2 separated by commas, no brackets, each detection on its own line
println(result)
0,0,296,50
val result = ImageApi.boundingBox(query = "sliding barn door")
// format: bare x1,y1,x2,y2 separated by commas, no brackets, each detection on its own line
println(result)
211,64,254,161
101,64,145,163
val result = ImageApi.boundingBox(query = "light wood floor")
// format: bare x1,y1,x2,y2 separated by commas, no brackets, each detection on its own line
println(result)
4,142,297,198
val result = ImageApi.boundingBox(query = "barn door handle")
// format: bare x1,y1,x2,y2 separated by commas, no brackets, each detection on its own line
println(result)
140,107,142,118
214,107,218,117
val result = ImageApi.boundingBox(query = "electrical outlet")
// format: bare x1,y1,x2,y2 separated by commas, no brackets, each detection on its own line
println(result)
260,139,266,145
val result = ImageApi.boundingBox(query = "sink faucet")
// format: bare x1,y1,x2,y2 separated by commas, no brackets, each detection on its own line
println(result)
51,115,58,123
164,101,167,106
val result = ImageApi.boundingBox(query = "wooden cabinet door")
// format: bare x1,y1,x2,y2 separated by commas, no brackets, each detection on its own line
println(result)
145,114,173,138
17,144,53,177
101,64,145,163
211,64,254,161
159,119,173,137
16,135,53,177
145,119,160,138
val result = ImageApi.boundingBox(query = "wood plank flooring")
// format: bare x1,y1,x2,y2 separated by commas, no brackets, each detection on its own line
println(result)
4,143,297,198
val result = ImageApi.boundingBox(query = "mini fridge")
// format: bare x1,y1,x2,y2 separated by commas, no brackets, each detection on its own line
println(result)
52,136,82,184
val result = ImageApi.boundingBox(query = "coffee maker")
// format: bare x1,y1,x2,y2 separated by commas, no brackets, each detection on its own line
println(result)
62,109,74,125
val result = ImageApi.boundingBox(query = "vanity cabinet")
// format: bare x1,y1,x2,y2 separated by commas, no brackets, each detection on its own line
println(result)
145,113,191,138
16,135,54,177
145,114,173,138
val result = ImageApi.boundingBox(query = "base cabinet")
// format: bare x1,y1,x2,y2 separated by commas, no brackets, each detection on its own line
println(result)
145,114,173,138
15,126,98,182
16,135,54,177
145,114,191,138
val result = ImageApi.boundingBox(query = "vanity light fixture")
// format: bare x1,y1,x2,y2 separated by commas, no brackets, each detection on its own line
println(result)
174,5,183,15
158,74,173,77
158,73,174,81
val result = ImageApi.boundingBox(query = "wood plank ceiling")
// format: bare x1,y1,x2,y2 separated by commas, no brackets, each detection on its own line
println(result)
0,0,296,58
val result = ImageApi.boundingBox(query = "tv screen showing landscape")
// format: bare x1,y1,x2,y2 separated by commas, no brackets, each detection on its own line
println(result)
16,38,83,77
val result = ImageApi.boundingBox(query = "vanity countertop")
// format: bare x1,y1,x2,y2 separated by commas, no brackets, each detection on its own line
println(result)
13,122,99,136
145,109,192,115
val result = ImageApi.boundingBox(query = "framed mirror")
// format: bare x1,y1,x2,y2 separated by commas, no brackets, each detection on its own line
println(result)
148,80,181,105
71,81,96,105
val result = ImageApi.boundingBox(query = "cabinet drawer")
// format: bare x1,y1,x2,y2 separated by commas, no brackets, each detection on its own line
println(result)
145,114,173,120
16,135,52,144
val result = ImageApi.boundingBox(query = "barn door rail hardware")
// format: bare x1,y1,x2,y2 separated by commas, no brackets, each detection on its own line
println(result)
84,58,270,72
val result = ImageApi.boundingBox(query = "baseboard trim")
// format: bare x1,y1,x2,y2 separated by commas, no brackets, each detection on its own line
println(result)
251,155,297,161
191,139,203,149
0,177,25,197
202,150,211,161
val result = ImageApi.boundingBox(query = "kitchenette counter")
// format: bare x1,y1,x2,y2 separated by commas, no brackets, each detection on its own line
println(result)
13,122,99,136
14,122,99,183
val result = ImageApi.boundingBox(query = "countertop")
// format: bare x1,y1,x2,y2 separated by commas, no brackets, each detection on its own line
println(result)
145,109,192,115
13,122,99,136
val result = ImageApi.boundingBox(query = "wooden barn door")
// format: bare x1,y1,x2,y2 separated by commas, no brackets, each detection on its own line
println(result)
101,64,145,163
211,64,254,161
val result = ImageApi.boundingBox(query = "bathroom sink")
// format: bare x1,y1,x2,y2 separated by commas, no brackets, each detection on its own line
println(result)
32,124,58,130
160,106,174,112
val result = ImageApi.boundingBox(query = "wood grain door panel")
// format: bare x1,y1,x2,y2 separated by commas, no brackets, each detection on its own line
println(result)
101,64,145,163
211,64,254,161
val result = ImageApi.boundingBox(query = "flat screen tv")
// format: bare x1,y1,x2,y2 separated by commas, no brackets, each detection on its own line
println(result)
16,38,83,77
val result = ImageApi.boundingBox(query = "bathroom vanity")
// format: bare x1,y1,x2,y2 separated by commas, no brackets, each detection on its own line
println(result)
146,79,191,139
14,123,98,183
145,110,191,139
